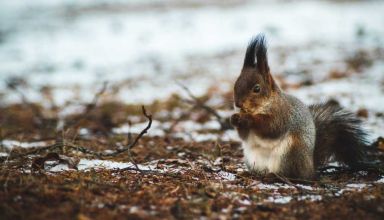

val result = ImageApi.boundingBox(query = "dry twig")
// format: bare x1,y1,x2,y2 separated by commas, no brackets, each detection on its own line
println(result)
101,106,152,157
1,106,152,165
178,82,232,131
272,173,313,194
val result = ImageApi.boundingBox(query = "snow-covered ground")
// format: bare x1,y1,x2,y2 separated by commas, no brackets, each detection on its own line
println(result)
0,0,383,102
0,0,383,138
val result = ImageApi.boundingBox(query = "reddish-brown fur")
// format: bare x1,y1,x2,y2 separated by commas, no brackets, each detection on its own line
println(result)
231,34,368,179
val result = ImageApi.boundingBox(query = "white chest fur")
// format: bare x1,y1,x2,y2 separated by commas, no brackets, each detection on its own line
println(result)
242,132,292,173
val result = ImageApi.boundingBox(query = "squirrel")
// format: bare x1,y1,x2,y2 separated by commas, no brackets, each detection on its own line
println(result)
230,34,368,179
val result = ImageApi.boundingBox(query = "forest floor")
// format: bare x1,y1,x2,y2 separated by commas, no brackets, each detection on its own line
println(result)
0,84,383,219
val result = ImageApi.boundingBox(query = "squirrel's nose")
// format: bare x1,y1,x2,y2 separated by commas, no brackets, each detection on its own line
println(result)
235,100,243,108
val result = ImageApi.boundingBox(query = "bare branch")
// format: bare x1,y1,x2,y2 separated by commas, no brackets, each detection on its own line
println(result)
1,106,152,164
177,82,232,131
0,143,63,163
65,105,152,158
102,106,152,157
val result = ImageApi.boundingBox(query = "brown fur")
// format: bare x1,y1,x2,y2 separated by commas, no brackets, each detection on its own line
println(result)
279,133,314,179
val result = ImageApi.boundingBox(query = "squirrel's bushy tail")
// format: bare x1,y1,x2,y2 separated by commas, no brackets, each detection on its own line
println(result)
309,101,368,169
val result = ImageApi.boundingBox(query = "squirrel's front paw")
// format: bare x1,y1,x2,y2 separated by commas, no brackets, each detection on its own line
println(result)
230,113,241,127
231,113,250,127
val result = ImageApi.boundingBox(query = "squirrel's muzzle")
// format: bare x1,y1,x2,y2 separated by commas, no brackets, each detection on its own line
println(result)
235,100,243,108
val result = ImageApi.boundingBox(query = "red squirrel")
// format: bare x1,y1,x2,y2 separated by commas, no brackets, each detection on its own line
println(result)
231,34,368,179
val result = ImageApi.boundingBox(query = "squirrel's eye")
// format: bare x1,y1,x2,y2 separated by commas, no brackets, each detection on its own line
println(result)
252,84,261,93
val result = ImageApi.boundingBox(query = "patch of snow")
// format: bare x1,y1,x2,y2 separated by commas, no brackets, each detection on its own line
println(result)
176,120,220,132
322,161,343,173
58,105,85,118
358,171,368,176
47,159,158,172
268,194,322,204
296,184,315,191
49,163,70,172
234,207,248,212
266,196,292,204
103,150,115,154
218,110,234,117
79,128,90,136
217,171,236,181
327,162,342,167
177,152,186,157
129,206,140,214
173,131,219,142
221,130,240,142
323,168,337,173
47,158,193,174
237,198,251,206
346,183,367,189
256,183,294,190
336,183,370,196
0,152,9,157
1,140,49,149
77,159,156,171
191,132,219,142
298,195,322,202
201,120,221,130
221,207,230,214
376,176,384,183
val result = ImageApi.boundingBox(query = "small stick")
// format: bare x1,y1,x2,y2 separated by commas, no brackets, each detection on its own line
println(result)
1,106,152,162
102,106,152,157
1,143,63,162
177,82,232,131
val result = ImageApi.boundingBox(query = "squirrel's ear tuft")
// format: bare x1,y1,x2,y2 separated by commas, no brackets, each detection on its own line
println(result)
243,34,270,75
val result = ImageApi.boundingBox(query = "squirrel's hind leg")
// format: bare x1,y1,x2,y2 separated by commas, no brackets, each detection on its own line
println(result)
279,144,315,180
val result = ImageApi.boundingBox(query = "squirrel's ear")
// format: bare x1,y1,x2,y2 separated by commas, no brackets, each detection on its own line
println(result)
243,34,270,75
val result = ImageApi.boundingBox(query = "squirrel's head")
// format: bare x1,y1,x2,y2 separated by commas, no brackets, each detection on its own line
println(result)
234,34,279,114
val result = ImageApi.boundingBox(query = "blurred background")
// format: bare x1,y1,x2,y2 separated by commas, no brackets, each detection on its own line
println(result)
0,0,383,138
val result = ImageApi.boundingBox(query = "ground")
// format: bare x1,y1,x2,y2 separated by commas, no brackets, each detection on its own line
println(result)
1,0,384,219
